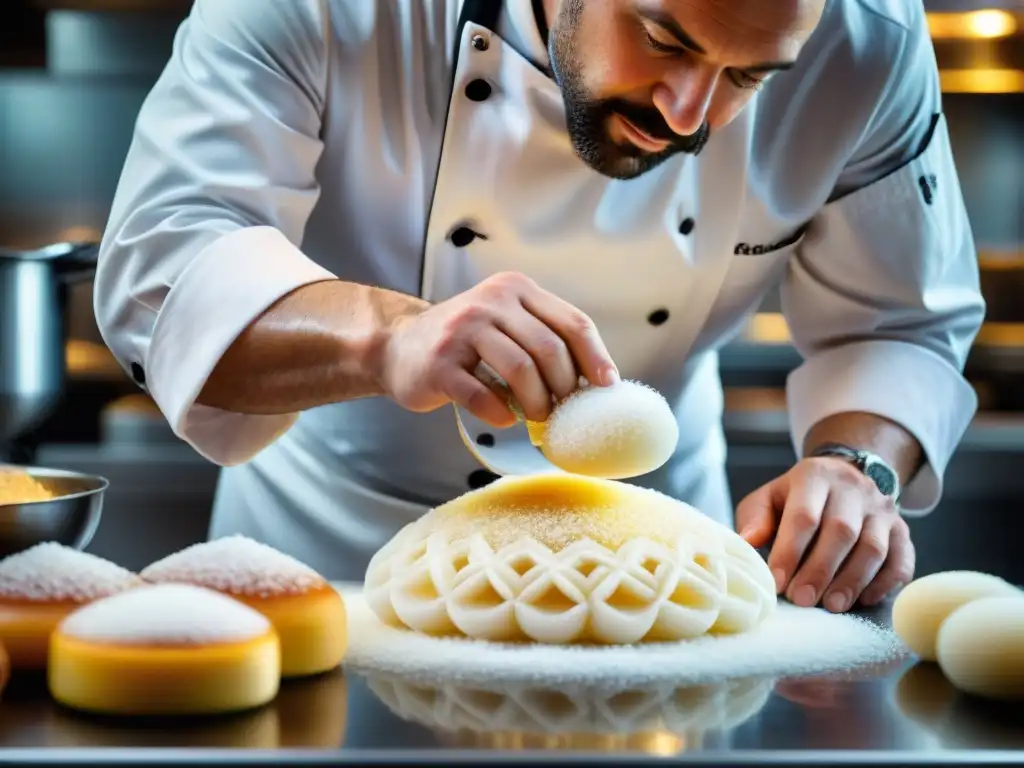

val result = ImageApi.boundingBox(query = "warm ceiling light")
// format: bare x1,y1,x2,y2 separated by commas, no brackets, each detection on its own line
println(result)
927,9,1018,39
939,68,1024,93
967,9,1018,37
57,225,102,243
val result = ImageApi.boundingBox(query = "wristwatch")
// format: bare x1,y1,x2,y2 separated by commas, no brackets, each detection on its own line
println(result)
810,442,901,502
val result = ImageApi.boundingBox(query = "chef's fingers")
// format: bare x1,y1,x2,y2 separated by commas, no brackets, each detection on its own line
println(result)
786,487,863,607
859,517,915,606
734,476,789,549
766,467,830,595
474,326,554,422
495,307,580,404
518,284,619,388
821,513,890,613
446,367,519,428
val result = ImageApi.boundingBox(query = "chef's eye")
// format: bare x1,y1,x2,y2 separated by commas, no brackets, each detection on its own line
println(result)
730,70,764,90
643,30,682,55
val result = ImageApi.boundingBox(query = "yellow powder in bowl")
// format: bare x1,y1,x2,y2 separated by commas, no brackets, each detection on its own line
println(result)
0,470,57,505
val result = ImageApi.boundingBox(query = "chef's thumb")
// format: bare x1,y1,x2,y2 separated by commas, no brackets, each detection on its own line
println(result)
734,481,780,549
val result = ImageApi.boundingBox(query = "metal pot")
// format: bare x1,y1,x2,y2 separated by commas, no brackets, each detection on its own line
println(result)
0,465,109,559
0,241,99,454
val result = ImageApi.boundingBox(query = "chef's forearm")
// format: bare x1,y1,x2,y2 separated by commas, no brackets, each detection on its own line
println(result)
802,411,924,485
196,279,428,414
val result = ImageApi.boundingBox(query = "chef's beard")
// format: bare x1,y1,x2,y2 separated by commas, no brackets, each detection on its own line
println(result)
548,0,710,180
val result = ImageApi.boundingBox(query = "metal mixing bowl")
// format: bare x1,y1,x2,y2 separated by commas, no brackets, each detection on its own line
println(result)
0,465,108,559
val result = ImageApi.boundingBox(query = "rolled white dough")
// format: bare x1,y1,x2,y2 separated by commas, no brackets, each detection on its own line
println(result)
936,595,1024,701
539,380,678,479
891,570,1020,661
364,473,776,645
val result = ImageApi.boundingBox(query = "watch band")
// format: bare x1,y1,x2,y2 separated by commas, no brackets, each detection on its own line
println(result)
810,442,901,501
811,442,860,463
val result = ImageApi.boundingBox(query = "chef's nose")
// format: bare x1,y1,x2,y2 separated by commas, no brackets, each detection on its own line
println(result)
652,68,716,138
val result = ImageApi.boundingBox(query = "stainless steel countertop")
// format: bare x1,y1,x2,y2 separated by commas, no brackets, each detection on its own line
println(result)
1,599,1022,765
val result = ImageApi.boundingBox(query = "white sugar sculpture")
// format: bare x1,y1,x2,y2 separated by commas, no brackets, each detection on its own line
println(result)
364,474,777,645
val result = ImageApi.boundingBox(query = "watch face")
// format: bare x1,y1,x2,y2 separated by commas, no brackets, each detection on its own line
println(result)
865,461,897,497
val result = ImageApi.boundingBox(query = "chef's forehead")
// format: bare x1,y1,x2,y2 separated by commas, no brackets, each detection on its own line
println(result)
627,0,825,62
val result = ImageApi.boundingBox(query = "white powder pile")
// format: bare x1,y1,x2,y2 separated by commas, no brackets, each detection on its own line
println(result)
543,381,678,479
140,535,325,598
61,583,271,645
0,542,142,603
338,585,907,687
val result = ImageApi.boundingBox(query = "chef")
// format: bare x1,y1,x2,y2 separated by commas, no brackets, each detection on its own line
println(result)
94,0,985,613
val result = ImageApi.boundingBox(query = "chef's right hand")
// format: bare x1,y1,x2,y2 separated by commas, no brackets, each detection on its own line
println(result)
379,271,619,427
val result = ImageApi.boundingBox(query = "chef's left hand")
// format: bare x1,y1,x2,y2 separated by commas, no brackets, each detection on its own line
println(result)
734,457,915,613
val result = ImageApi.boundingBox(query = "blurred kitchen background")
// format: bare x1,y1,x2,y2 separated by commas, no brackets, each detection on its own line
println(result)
1,0,1021,577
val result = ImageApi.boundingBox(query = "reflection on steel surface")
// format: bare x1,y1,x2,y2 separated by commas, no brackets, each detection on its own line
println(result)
362,672,774,754
892,662,1024,750
0,668,348,749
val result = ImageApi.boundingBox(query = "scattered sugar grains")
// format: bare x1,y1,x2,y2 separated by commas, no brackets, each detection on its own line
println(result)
140,535,325,598
60,583,271,646
0,543,141,603
341,587,906,686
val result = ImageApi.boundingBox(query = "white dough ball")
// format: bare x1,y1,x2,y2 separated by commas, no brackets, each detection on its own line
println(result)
540,380,678,479
936,596,1024,701
891,571,1020,661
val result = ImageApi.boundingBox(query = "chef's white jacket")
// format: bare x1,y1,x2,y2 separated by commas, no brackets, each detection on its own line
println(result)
94,0,985,580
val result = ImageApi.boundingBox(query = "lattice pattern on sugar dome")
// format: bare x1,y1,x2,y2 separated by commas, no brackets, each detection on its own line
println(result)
365,673,775,736
364,474,778,645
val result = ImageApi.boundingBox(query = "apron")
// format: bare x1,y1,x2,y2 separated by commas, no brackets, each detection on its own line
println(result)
209,0,753,581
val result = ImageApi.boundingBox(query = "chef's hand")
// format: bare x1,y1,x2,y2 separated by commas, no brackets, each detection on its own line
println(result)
734,457,915,613
379,271,619,427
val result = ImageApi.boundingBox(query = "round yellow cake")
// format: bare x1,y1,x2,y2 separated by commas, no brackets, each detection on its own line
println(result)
274,669,349,747
364,473,777,644
140,536,347,678
0,542,143,670
48,583,280,716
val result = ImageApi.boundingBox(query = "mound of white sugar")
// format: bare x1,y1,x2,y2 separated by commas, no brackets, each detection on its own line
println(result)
61,583,271,645
0,542,141,603
140,535,324,597
339,586,906,687
542,380,679,479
